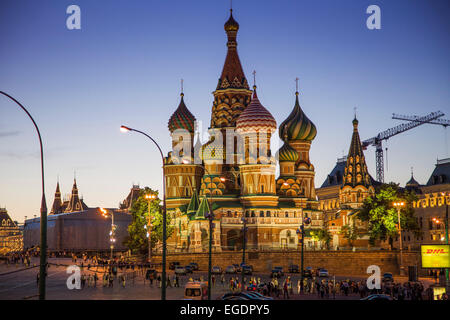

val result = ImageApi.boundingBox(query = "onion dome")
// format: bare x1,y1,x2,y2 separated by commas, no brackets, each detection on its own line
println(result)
406,168,419,187
277,142,299,162
279,92,316,141
199,138,225,161
168,93,196,133
236,87,277,133
224,9,239,32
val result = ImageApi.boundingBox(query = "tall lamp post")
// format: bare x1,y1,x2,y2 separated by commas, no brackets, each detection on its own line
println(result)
240,216,247,288
297,215,311,294
145,193,157,264
220,176,246,289
120,125,167,300
0,91,48,300
100,208,116,260
393,201,405,275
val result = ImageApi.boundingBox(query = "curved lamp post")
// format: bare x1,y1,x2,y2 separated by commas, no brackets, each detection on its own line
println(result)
0,91,47,300
120,125,167,300
220,175,246,289
393,201,405,276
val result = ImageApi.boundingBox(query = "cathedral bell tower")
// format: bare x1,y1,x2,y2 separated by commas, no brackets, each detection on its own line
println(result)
203,9,253,190
277,86,318,208
165,91,204,208
236,85,278,207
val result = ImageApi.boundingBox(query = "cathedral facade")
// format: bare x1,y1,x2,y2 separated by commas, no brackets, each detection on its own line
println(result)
164,10,323,253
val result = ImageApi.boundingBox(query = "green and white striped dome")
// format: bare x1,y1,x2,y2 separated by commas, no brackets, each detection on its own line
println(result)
279,92,317,142
277,142,299,162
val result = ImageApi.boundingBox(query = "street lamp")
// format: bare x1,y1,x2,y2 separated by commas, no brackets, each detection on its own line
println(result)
297,215,311,294
240,216,248,289
393,201,405,275
120,125,167,300
144,193,157,264
100,208,116,260
0,91,48,300
220,176,247,289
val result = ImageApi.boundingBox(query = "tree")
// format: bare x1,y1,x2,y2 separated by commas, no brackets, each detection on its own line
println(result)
358,183,420,248
311,227,332,249
339,223,360,247
123,187,173,254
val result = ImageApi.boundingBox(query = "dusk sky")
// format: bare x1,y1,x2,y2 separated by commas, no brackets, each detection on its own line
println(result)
1,0,449,223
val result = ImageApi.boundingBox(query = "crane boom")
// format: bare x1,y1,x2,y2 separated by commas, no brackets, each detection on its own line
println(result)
392,113,450,127
361,111,444,183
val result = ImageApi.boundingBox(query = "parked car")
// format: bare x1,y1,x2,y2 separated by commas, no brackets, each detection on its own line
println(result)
175,266,187,275
318,269,329,277
184,265,193,274
271,267,284,278
289,264,299,273
242,265,253,275
222,295,249,300
225,265,237,274
382,273,394,283
189,262,199,271
169,262,180,270
221,292,266,300
233,264,241,272
184,281,208,300
361,294,396,301
245,291,273,300
212,266,222,274
303,267,313,278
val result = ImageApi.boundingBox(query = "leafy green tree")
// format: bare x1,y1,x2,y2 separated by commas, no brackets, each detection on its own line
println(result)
339,223,360,247
124,187,173,254
358,183,420,248
311,227,332,249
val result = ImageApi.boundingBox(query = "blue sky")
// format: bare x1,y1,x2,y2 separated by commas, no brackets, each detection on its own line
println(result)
1,0,449,222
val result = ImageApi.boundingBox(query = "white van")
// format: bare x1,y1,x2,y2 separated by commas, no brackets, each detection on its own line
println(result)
184,281,208,300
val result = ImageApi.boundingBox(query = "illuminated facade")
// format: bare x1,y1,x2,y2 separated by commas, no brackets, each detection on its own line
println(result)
0,208,22,254
316,117,375,249
164,10,322,252
393,158,450,250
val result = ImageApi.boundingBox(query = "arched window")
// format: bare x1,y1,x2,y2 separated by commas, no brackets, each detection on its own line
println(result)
266,211,271,217
260,211,264,217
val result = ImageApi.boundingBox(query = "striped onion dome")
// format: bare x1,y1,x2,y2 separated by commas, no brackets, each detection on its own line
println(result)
277,142,299,162
168,93,196,133
279,92,316,141
236,87,277,133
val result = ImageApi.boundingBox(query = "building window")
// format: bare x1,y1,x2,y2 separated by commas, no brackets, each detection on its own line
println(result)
260,211,264,217
266,211,270,217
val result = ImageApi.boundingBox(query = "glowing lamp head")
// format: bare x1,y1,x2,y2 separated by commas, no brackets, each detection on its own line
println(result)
220,177,226,182
120,125,131,133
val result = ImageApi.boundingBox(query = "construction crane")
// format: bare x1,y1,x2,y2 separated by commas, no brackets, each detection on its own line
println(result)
392,113,450,127
362,111,445,183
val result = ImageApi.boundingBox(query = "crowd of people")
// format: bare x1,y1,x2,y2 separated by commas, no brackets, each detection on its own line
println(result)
2,250,448,300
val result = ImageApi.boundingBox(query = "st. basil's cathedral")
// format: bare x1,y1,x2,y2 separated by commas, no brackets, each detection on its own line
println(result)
164,9,325,252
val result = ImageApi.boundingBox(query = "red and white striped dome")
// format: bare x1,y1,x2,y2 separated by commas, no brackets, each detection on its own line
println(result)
236,87,277,133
